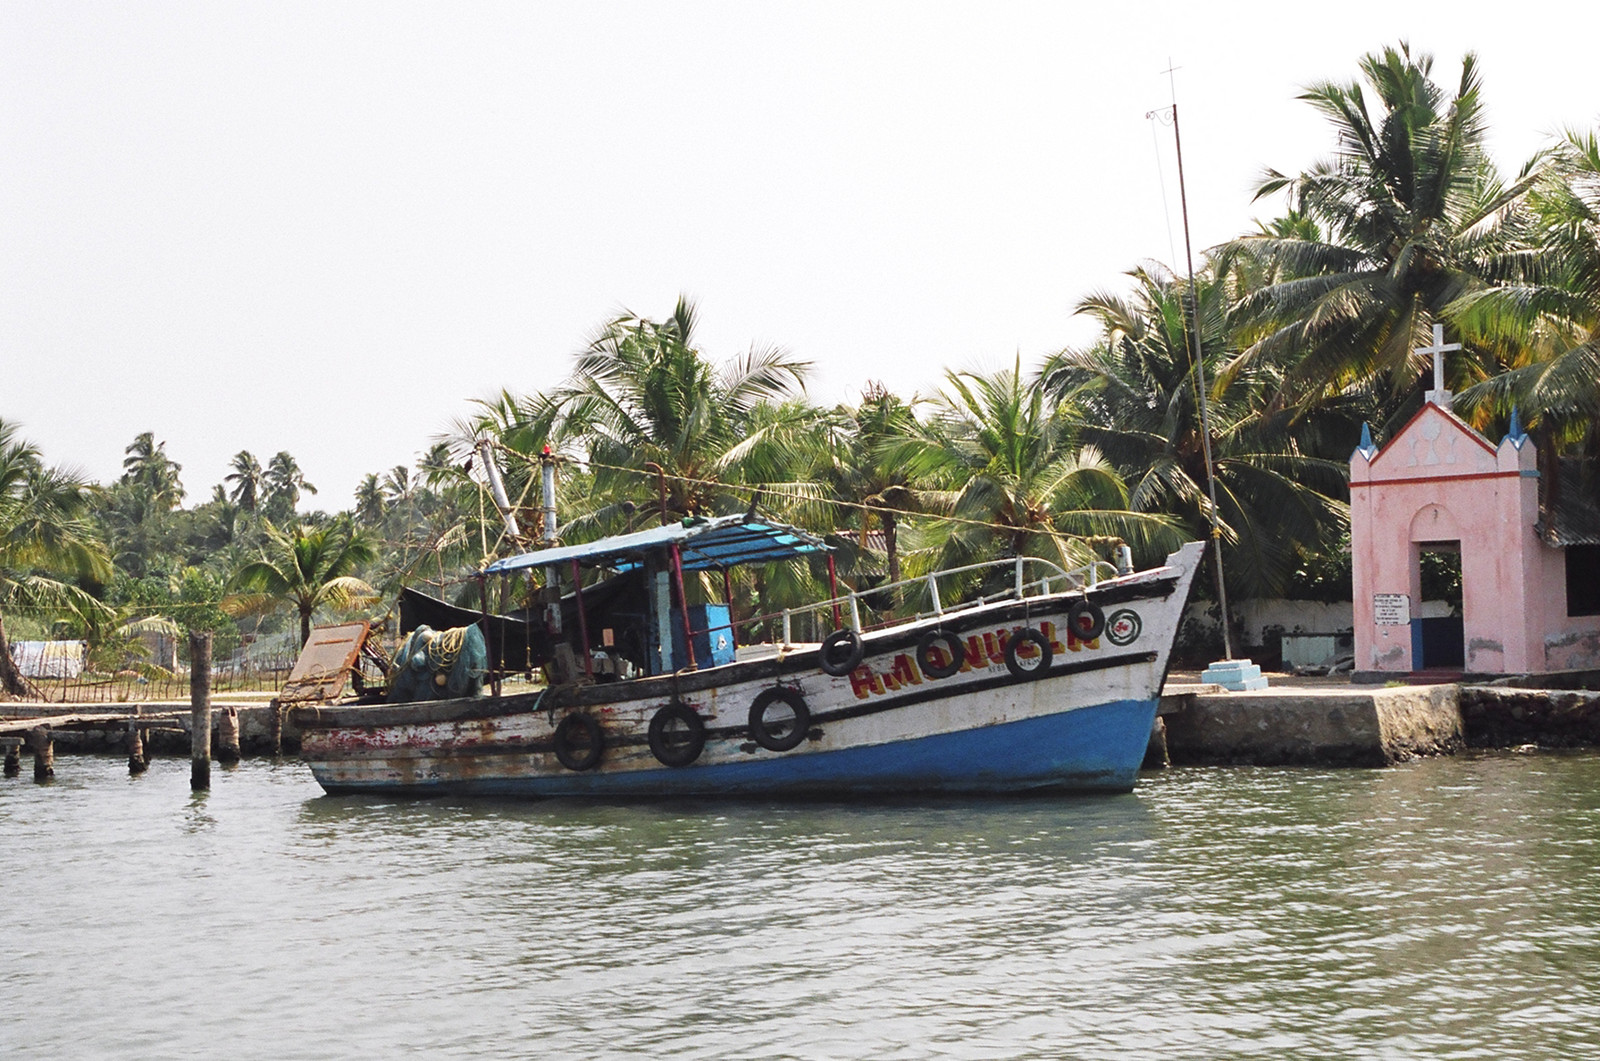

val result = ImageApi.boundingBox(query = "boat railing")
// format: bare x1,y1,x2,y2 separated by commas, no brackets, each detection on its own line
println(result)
755,555,1121,647
529,553,1123,681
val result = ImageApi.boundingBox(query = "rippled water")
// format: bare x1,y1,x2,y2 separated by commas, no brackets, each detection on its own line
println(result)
4,752,1599,1059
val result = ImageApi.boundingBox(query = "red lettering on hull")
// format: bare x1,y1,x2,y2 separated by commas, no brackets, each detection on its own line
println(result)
887,653,922,689
849,620,1100,698
849,665,884,700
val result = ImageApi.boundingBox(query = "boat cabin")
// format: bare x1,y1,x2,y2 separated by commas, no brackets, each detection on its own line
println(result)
475,515,833,681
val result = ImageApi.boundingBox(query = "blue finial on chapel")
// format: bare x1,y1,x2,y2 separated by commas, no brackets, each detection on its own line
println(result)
1356,421,1378,460
1505,406,1527,448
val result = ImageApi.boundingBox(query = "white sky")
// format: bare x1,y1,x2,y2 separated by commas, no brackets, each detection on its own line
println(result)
3,1,1593,509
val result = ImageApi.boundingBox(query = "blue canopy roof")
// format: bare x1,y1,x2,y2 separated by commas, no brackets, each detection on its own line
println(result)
483,515,831,575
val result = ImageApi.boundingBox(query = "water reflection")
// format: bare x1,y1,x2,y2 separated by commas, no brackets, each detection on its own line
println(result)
1133,757,1600,1059
3,753,1598,1059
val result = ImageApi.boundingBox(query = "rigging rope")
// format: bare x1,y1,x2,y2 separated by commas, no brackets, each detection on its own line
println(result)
490,443,1140,543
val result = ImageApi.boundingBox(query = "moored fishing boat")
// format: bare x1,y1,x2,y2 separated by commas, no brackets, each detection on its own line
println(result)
293,514,1204,797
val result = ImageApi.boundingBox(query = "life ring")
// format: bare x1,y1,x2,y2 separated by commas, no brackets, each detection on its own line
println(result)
552,712,604,772
1066,599,1106,642
648,701,707,767
748,687,811,752
819,629,865,676
916,630,964,679
1004,627,1053,680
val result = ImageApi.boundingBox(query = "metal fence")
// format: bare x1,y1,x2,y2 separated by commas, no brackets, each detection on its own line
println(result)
25,654,298,703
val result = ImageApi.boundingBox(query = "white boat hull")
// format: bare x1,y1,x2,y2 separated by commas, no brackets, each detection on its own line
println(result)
296,543,1203,798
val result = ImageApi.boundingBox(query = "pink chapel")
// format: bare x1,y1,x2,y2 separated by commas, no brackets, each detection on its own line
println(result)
1350,373,1600,677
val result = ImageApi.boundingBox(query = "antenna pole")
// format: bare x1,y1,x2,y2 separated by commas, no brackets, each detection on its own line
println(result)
1168,98,1235,660
539,446,562,637
476,439,523,544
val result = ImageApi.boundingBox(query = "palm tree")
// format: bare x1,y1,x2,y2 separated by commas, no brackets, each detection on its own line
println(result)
911,359,1185,584
1454,129,1600,448
1044,264,1352,599
227,517,378,646
120,431,184,508
382,465,414,509
417,442,461,490
1229,43,1541,417
198,484,245,550
96,481,172,579
225,450,264,511
354,473,387,527
0,419,113,696
379,464,419,546
413,442,469,525
371,460,484,589
821,384,929,587
263,451,316,522
516,295,811,529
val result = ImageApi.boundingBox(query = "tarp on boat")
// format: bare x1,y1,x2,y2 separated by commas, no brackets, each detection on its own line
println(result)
399,569,648,672
482,515,830,576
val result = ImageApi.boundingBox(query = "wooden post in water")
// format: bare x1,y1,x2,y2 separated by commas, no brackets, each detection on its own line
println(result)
3,737,21,778
27,726,54,783
217,705,241,764
126,719,148,775
268,697,283,757
190,631,212,791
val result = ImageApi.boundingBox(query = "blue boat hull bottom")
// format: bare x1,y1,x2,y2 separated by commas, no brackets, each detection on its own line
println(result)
312,697,1162,798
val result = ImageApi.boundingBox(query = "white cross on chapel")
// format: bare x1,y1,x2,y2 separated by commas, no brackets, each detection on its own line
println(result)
1418,323,1462,410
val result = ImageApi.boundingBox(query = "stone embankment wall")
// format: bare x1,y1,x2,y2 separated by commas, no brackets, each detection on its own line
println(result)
1459,686,1600,748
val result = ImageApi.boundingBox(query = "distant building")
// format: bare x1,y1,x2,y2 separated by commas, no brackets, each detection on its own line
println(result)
138,628,178,671
1350,400,1600,676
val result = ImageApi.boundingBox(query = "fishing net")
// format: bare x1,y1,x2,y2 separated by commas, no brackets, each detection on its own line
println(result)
388,624,489,703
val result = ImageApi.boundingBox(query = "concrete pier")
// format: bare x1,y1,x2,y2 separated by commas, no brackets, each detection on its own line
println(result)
1161,681,1463,767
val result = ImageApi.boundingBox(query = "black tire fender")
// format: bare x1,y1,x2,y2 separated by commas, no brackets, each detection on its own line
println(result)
1004,627,1053,680
819,628,865,676
916,630,964,679
1066,599,1106,642
552,712,604,772
648,701,707,767
748,687,811,752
